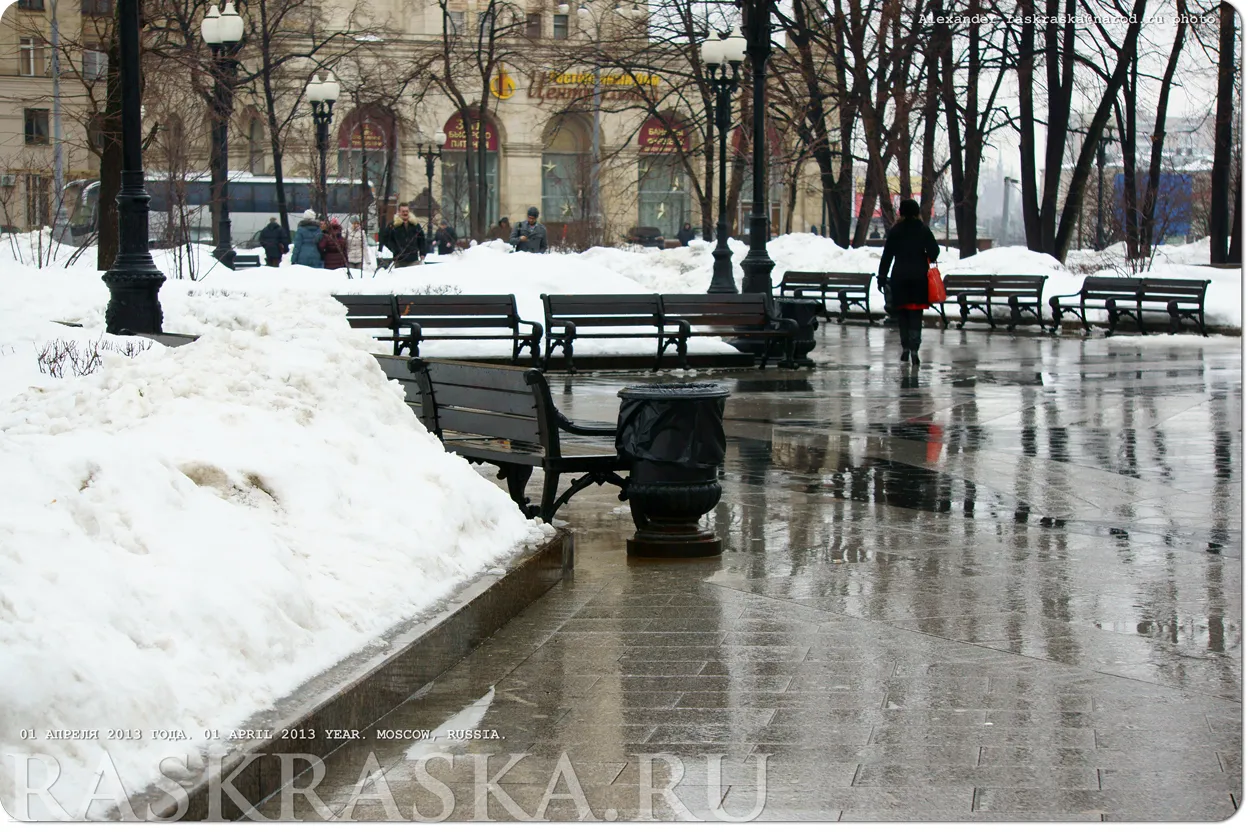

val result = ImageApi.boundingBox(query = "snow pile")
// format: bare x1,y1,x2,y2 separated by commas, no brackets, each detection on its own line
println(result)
0,267,548,819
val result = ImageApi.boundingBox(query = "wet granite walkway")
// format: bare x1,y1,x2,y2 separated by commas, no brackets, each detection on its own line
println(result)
273,325,1241,821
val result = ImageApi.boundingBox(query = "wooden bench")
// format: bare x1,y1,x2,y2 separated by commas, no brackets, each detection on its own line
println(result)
542,294,680,373
232,254,261,269
395,295,542,364
334,294,543,362
374,355,628,522
778,271,874,323
659,293,799,369
334,294,412,355
1049,276,1211,335
931,274,1047,330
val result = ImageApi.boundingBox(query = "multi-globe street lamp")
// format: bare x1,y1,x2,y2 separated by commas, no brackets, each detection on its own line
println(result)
102,0,165,334
306,72,341,219
200,1,244,269
415,132,447,249
701,28,747,294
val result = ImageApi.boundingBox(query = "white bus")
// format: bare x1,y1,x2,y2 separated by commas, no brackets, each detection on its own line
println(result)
56,172,375,247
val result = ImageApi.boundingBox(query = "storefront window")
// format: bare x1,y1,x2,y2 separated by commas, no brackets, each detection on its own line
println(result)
542,117,591,228
637,156,689,237
440,113,500,236
337,114,391,189
736,163,785,237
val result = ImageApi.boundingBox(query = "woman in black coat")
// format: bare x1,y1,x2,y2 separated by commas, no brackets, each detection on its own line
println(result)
877,198,940,365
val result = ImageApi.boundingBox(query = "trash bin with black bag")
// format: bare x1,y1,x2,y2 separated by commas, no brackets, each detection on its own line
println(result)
615,382,730,557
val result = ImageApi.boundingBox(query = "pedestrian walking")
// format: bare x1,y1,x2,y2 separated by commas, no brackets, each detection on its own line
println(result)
257,217,289,267
677,222,695,246
509,206,548,253
290,208,324,267
876,198,940,366
380,203,426,267
487,217,511,243
434,219,458,255
345,217,369,271
318,218,349,271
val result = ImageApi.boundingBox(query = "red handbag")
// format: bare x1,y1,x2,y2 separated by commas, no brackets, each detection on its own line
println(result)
928,264,946,303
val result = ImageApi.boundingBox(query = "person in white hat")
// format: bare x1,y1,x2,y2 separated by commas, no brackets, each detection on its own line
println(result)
291,208,324,267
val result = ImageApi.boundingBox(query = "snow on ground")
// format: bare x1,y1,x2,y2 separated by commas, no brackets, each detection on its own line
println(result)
0,227,1239,817
0,253,550,819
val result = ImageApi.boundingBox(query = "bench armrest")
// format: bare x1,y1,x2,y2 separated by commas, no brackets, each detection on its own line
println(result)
556,412,618,437
1049,290,1083,303
517,317,543,336
549,318,578,337
660,315,692,338
768,314,799,333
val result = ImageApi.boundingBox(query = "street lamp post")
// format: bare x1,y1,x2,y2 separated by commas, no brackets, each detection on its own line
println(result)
307,72,340,218
701,28,746,294
201,2,244,269
416,132,447,248
739,0,776,295
101,0,164,334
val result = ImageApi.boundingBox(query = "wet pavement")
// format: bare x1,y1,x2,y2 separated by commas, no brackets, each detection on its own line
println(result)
272,324,1241,821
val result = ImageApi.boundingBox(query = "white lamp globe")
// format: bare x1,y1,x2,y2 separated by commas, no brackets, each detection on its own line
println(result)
200,5,222,44
219,2,245,44
700,36,725,67
306,77,325,102
724,26,747,63
321,72,341,102
435,130,448,145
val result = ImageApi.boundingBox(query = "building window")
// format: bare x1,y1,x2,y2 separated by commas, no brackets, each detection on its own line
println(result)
17,0,47,10
26,174,50,228
19,38,45,77
82,46,107,81
447,11,465,34
525,13,542,38
247,118,264,174
24,109,50,145
542,117,592,227
638,156,690,238
81,0,112,15
553,14,569,40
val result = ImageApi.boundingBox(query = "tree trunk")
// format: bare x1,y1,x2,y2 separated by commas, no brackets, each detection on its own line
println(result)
1141,0,1186,250
1210,1,1235,263
1228,169,1242,263
1017,0,1042,250
1053,0,1150,260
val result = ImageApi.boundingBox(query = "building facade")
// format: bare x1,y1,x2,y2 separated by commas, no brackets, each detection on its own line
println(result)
0,0,828,244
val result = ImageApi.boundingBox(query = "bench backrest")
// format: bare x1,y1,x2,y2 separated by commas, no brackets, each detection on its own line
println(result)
334,294,399,329
1140,278,1210,302
780,271,872,292
543,294,663,329
1079,276,1142,299
985,275,1047,294
941,274,996,293
395,294,521,330
661,293,771,327
373,353,426,425
374,356,567,454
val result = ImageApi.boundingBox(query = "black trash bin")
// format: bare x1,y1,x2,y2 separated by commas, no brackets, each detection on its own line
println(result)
616,382,730,557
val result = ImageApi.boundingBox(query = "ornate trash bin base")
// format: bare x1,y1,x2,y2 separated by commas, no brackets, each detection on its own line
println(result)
626,462,722,558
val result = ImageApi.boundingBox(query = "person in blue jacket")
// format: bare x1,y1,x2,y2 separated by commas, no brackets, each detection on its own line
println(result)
290,209,324,267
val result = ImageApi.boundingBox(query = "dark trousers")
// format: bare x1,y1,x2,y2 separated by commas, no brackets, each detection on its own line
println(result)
897,308,923,350
265,255,281,267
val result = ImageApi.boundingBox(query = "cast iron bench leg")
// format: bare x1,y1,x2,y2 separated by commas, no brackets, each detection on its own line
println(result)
501,464,536,516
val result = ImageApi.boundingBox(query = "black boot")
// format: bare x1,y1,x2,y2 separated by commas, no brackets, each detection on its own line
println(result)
911,350,921,366
900,349,911,361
